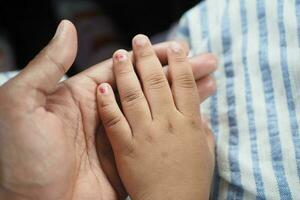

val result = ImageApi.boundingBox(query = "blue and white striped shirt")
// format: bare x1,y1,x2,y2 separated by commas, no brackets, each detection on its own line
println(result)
176,0,300,199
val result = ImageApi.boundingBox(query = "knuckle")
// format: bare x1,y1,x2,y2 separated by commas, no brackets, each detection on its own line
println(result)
173,55,187,63
116,67,133,76
44,50,67,75
99,98,113,109
122,89,144,106
189,118,201,129
104,111,122,128
145,73,168,90
175,73,196,89
137,49,155,59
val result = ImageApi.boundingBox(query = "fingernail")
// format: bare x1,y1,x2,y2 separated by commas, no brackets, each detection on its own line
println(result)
170,42,183,54
206,78,217,92
99,83,110,95
114,50,128,62
53,20,66,39
133,35,148,47
209,57,218,68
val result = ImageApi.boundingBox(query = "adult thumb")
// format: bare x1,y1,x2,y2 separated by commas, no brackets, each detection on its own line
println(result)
17,20,77,93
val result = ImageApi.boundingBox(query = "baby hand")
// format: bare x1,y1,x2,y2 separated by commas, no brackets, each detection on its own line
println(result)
97,35,215,200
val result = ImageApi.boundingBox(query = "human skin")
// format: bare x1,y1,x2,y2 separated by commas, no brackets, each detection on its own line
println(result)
0,20,217,200
97,36,215,200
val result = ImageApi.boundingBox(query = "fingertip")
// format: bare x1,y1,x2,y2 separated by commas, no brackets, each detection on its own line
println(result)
196,76,217,103
54,20,76,37
97,83,118,119
132,34,150,46
190,54,218,80
174,40,190,56
50,19,78,71
53,20,77,48
97,83,114,107
205,77,217,94
113,49,129,63
206,54,218,71
167,42,190,69
132,34,153,54
98,83,111,95
168,42,185,56
201,54,218,71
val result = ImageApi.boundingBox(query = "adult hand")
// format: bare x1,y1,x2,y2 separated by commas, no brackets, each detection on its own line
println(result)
0,20,217,200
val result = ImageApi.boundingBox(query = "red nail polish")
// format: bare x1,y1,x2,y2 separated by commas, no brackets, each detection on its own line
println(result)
99,84,109,94
115,53,127,62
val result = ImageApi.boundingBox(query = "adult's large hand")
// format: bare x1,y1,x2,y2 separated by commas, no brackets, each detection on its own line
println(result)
0,20,217,200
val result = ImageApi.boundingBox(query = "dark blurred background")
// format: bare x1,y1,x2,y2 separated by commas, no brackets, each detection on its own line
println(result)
0,0,200,74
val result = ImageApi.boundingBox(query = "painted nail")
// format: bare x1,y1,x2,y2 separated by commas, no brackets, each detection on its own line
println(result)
170,42,183,54
134,35,148,47
115,50,128,62
99,83,109,95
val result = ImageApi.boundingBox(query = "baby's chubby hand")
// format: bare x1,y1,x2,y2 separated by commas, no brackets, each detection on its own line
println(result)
97,35,215,200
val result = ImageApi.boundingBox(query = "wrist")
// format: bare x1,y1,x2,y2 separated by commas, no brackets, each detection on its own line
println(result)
133,184,209,200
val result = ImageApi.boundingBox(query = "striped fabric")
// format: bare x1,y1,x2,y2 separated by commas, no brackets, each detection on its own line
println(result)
175,0,300,199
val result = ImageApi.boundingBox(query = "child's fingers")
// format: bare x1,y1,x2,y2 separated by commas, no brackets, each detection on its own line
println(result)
97,83,132,153
167,42,199,116
113,50,152,129
132,35,175,117
150,40,189,65
163,54,217,83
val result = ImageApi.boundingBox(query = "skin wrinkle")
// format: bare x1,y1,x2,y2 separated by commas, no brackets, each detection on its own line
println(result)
58,82,82,148
74,87,108,198
44,52,67,77
121,89,145,107
144,73,168,90
0,20,217,199
45,83,89,200
95,127,127,200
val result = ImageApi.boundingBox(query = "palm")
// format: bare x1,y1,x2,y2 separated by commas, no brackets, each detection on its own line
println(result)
63,69,127,199
0,21,118,200
46,77,118,199
0,71,118,200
